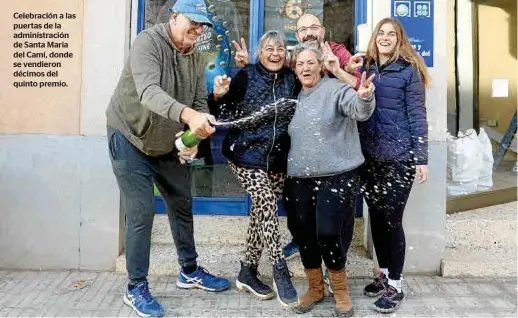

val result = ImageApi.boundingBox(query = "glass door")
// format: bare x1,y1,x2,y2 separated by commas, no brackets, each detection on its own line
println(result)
141,0,252,215
262,0,364,217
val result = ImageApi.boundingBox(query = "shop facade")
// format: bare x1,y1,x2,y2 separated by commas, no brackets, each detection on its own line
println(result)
0,0,448,274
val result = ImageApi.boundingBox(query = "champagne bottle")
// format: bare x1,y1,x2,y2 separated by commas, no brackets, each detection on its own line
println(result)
175,129,201,152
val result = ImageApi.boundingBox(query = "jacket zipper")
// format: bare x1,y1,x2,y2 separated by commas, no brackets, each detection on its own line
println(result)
266,73,278,172
375,62,382,80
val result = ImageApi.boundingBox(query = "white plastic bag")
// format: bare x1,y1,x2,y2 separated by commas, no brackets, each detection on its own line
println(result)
477,128,494,191
446,129,482,196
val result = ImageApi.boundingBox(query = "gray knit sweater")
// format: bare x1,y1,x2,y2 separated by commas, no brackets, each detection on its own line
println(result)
287,76,375,178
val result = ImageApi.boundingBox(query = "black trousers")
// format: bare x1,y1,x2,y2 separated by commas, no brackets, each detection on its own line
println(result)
361,159,416,280
284,169,360,271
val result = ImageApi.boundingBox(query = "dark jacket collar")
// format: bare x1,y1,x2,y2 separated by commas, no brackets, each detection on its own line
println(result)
377,58,410,73
255,62,286,82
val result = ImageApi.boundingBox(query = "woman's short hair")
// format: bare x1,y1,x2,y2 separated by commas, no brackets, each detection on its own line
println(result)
256,30,287,59
291,43,324,64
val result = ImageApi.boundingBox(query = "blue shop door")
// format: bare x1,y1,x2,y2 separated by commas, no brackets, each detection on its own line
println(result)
259,0,366,218
140,0,253,216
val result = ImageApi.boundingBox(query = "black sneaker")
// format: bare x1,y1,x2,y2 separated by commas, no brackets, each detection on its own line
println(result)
272,260,298,307
236,261,275,300
363,273,388,297
372,285,404,313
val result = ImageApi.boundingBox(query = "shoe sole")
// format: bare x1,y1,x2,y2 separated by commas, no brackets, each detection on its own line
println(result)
176,280,228,292
292,298,323,314
272,280,298,308
334,307,354,317
236,279,275,300
284,252,300,261
371,300,402,313
123,294,161,317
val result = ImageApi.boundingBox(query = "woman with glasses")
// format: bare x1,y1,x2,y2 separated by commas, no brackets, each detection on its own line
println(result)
208,30,300,308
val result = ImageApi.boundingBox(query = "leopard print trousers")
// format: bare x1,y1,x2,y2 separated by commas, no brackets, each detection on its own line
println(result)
229,162,285,266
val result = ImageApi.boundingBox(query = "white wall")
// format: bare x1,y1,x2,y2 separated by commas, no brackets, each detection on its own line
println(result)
0,0,128,271
81,0,131,136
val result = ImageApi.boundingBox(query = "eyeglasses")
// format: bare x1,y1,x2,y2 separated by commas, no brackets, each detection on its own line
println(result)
181,14,209,31
297,25,322,35
262,47,286,55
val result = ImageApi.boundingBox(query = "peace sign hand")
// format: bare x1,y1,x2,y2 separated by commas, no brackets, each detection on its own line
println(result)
345,53,365,74
357,71,375,99
232,37,250,68
321,42,340,75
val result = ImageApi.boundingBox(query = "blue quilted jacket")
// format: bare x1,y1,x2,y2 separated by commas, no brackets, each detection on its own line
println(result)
208,63,300,173
358,59,428,165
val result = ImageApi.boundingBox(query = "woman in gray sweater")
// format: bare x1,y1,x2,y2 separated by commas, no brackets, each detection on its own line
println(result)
285,44,375,317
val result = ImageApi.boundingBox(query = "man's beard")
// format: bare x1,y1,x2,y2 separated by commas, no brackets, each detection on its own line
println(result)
304,41,320,49
302,36,321,49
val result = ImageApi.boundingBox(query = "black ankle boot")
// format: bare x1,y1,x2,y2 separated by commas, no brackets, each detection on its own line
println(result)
273,260,298,307
236,261,274,300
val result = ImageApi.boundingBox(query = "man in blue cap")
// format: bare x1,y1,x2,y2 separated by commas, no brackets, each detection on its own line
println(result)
106,0,230,317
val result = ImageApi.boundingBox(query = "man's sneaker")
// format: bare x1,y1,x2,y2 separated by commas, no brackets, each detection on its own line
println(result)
272,260,298,307
363,272,388,297
323,268,334,294
283,241,300,260
123,281,165,317
236,261,275,300
176,266,230,292
372,285,404,313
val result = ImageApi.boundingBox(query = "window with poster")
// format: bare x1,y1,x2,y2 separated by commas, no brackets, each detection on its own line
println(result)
144,0,250,92
263,0,356,53
136,0,364,216
142,0,251,216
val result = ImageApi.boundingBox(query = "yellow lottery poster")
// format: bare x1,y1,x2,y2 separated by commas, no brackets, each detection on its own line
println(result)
264,0,324,46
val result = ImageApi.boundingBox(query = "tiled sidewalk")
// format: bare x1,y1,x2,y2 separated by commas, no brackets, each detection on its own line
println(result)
0,270,515,317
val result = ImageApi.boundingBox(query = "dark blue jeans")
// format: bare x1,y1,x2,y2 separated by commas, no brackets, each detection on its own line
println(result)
107,126,198,284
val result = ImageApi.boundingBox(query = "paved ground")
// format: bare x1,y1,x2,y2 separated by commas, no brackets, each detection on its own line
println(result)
0,270,515,317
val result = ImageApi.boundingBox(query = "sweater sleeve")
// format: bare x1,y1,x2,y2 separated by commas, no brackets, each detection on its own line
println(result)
406,67,428,165
335,83,375,121
331,43,362,91
130,32,187,123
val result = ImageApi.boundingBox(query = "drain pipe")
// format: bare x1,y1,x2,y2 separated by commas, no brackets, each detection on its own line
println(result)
454,0,461,136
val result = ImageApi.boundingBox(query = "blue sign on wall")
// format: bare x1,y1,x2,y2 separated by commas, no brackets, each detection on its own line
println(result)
391,0,434,67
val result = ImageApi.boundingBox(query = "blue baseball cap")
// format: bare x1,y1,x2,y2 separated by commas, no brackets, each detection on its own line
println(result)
169,0,213,28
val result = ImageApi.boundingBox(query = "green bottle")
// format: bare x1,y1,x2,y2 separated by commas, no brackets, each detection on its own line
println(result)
175,129,201,151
